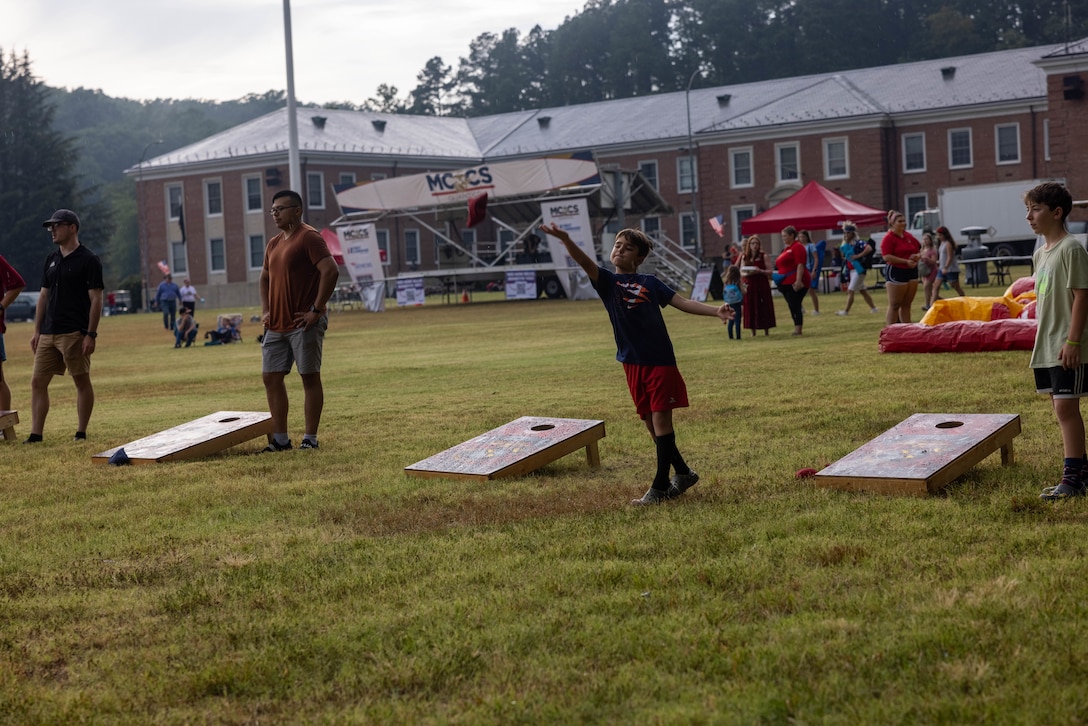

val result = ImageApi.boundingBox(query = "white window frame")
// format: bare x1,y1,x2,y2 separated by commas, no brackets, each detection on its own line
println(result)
823,138,848,180
248,234,265,270
170,241,188,274
677,156,697,193
338,171,357,186
904,193,928,223
1044,119,1051,162
679,212,697,251
243,175,263,214
775,142,800,184
167,185,183,220
371,172,387,181
404,229,420,266
376,229,390,265
460,228,477,258
204,180,223,217
208,237,226,273
732,205,756,243
641,216,661,240
306,171,325,209
995,123,1021,165
638,160,658,190
730,147,754,188
902,132,926,173
948,128,973,169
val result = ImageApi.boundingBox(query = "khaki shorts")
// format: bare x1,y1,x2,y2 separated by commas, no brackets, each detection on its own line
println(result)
34,332,91,377
261,316,327,375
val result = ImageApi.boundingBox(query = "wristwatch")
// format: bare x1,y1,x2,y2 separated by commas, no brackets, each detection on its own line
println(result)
309,304,324,314
81,329,98,339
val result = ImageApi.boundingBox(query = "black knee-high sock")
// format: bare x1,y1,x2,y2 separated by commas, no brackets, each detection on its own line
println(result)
653,433,678,490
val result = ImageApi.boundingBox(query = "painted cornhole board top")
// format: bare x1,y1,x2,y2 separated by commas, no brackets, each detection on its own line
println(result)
92,411,273,464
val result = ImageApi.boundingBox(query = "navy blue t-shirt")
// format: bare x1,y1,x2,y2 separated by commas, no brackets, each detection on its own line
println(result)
592,266,677,366
39,244,104,335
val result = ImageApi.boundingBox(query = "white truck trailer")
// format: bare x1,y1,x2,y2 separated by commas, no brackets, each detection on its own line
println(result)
909,179,1061,256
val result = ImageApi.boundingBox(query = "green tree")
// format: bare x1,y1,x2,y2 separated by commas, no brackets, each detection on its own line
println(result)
0,50,111,283
409,56,457,116
362,84,407,113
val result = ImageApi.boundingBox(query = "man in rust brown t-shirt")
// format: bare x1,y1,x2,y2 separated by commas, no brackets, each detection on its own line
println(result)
259,190,339,452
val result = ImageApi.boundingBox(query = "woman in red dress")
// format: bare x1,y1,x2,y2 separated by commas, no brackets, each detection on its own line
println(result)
739,235,776,336
880,209,922,325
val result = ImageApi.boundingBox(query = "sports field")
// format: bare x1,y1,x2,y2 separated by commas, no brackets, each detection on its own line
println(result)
2,284,1086,723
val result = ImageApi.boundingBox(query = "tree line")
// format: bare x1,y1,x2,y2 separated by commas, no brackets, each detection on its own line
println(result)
3,0,1087,290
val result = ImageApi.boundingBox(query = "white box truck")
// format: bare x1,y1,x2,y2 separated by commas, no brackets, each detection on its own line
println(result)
909,179,1062,256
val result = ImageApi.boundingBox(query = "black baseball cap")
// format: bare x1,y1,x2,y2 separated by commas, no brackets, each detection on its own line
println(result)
43,209,80,229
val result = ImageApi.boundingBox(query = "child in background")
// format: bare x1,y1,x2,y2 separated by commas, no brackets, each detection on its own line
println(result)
539,222,733,505
1025,182,1088,500
722,265,746,340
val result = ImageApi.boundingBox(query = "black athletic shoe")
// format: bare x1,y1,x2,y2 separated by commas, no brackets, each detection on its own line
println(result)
667,471,700,498
299,439,319,450
261,439,292,453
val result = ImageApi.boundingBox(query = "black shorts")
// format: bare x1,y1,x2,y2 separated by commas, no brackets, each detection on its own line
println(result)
1035,365,1088,398
885,265,919,284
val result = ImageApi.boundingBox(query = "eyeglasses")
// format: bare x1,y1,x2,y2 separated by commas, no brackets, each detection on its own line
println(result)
44,222,71,230
269,205,300,215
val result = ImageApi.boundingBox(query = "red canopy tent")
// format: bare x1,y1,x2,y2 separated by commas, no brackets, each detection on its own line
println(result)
740,181,886,235
320,228,345,265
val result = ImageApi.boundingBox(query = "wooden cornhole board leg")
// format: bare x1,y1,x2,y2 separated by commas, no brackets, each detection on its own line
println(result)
92,411,273,464
0,410,18,441
405,416,606,481
814,413,1021,496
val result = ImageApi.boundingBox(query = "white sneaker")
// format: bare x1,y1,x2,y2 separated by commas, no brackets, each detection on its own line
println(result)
836,310,848,316
811,310,821,315
870,307,880,313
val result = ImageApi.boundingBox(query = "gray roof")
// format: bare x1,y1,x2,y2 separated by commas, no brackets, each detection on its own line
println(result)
134,40,1074,174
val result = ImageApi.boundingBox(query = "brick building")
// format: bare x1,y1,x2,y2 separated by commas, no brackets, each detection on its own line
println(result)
129,40,1088,307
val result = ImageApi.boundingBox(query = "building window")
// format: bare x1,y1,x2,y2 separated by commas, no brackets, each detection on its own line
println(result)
307,171,325,209
338,172,356,186
499,229,516,254
678,156,697,193
249,234,265,269
205,180,223,216
905,194,928,223
244,176,262,213
638,160,658,190
775,142,800,184
732,205,756,243
170,242,187,274
680,212,697,251
996,123,1020,164
376,229,390,264
167,185,183,220
460,228,476,257
823,138,848,179
371,172,387,181
641,216,661,240
209,238,226,273
730,147,753,188
949,129,972,169
1044,119,1051,161
903,132,926,173
405,229,420,266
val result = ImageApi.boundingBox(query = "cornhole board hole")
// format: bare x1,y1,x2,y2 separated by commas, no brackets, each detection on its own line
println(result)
92,411,273,465
0,410,18,441
815,413,1020,496
405,416,605,481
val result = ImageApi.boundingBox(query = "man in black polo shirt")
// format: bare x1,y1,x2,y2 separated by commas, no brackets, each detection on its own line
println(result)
25,209,104,443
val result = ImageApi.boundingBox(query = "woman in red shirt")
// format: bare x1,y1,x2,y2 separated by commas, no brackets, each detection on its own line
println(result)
880,209,921,325
774,225,810,336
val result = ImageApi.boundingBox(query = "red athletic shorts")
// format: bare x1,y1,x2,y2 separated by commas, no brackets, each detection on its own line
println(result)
623,363,689,417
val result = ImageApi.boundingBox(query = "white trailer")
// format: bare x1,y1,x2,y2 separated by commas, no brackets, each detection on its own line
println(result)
909,179,1062,256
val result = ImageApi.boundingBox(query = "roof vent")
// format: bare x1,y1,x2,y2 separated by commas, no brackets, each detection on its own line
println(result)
537,115,551,129
941,66,956,80
311,115,327,129
716,94,731,107
372,119,387,133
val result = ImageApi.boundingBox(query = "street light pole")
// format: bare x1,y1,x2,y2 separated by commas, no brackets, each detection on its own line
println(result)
685,68,703,262
137,139,163,312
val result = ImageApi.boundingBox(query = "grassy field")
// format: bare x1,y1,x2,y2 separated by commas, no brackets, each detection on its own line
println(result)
2,280,1088,724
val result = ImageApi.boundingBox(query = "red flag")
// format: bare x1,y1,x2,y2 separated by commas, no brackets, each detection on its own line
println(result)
466,192,488,228
709,214,725,238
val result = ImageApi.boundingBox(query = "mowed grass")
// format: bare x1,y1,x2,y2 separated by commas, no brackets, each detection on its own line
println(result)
2,281,1088,724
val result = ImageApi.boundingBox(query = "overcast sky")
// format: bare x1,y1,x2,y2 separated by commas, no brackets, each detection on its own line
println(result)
6,0,584,105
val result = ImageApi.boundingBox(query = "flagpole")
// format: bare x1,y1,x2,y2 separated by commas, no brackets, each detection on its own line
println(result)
283,0,301,192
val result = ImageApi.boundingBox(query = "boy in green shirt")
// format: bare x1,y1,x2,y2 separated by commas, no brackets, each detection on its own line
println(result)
1027,182,1088,499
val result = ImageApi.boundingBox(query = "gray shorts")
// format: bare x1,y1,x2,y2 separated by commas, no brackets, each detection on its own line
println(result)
261,316,327,375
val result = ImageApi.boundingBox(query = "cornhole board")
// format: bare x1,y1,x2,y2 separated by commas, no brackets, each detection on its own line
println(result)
405,416,605,481
0,410,18,441
92,411,273,465
815,413,1020,496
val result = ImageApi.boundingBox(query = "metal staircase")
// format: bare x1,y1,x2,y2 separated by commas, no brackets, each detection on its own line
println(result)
645,233,702,291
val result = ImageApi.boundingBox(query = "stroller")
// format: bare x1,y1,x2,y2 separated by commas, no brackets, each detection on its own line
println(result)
204,313,243,345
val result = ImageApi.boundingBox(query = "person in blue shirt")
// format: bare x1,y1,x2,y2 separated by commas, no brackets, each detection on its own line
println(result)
540,222,733,505
721,264,746,340
155,273,181,331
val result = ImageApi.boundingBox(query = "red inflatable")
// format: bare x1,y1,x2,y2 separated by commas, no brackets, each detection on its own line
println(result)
879,318,1037,353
